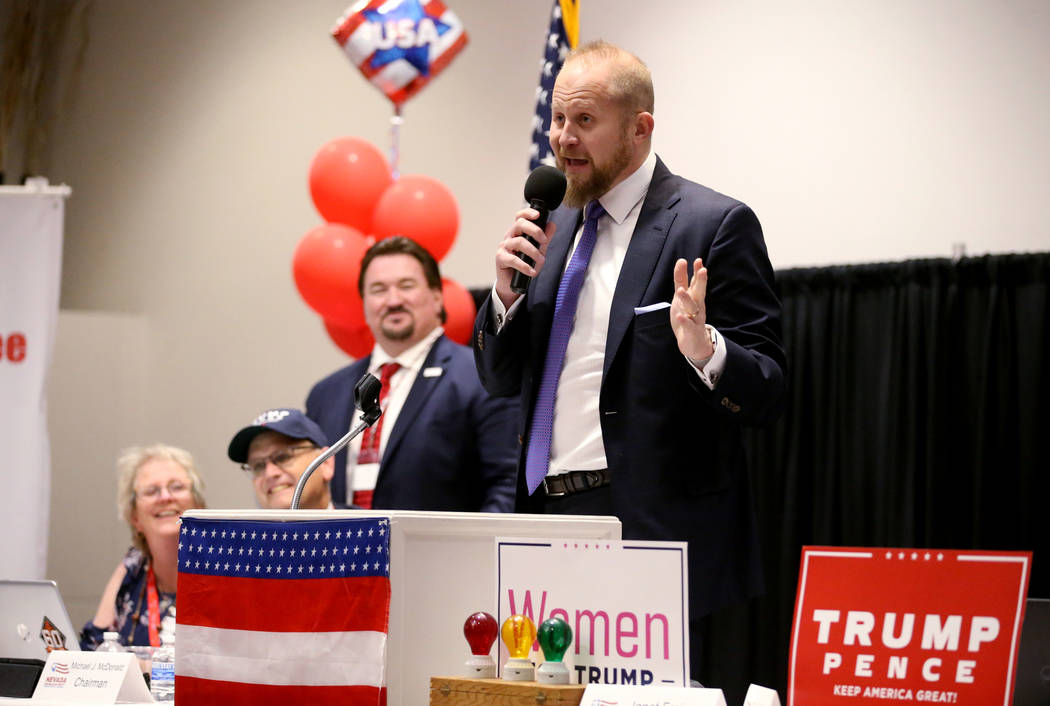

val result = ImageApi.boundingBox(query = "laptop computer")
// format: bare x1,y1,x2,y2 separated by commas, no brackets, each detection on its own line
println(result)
1014,597,1050,706
0,579,81,659
0,579,82,697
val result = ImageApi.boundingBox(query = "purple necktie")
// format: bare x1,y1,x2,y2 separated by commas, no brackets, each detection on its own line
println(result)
525,200,606,494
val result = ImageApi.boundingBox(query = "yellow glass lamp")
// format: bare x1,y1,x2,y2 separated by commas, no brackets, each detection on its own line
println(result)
500,614,536,681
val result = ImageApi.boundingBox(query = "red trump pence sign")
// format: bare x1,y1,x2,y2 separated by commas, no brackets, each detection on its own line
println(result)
788,547,1031,706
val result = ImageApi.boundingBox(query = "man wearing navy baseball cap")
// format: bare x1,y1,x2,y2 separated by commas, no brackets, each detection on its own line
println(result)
227,408,335,510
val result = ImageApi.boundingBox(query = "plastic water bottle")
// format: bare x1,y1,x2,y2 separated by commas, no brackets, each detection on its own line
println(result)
96,631,125,652
150,610,176,702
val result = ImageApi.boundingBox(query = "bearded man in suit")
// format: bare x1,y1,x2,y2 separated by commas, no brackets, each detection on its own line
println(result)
473,40,787,677
308,236,518,512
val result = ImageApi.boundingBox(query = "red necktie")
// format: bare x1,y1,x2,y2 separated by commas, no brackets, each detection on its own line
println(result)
353,361,401,508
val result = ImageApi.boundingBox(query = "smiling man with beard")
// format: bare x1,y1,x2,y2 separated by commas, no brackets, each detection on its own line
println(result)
304,236,518,512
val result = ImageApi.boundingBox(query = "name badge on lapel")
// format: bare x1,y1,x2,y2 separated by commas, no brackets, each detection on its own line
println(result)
422,367,443,378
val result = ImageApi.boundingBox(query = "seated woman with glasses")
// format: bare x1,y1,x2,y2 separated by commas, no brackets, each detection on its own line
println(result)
79,444,206,650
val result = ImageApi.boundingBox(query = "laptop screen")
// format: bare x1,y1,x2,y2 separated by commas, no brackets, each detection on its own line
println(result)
0,580,81,660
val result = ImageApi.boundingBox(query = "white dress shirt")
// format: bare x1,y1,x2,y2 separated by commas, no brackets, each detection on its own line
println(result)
492,151,725,477
347,325,445,494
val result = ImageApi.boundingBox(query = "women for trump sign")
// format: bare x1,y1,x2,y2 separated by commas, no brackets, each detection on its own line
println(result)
788,547,1031,706
496,538,689,688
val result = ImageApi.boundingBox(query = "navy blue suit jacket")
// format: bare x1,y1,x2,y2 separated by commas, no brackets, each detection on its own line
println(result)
474,158,787,619
306,335,519,512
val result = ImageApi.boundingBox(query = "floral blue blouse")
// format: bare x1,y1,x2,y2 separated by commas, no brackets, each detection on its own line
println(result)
79,547,176,650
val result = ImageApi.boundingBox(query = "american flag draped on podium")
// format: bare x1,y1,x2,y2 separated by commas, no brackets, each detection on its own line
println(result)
529,0,579,171
175,516,391,705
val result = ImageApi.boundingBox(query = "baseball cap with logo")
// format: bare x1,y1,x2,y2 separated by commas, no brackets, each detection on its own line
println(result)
227,408,329,463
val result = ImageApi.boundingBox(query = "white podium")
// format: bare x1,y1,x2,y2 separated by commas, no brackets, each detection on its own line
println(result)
181,509,621,705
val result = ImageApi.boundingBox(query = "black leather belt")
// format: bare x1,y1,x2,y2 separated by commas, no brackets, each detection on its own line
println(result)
542,469,610,497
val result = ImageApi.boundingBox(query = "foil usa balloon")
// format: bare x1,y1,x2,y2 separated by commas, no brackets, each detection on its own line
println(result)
332,0,468,106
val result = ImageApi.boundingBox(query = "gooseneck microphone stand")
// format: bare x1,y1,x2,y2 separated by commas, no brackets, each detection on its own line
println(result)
291,373,382,510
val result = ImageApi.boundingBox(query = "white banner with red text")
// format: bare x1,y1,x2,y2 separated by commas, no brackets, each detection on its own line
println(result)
0,181,67,579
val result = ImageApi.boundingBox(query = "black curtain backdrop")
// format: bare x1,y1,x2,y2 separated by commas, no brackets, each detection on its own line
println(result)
468,251,1050,703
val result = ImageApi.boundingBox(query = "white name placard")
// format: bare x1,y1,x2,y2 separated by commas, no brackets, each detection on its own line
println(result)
743,683,782,706
496,537,689,687
581,684,727,706
32,650,153,703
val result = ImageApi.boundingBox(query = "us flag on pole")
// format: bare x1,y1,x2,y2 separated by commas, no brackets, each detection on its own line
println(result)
529,0,579,171
175,516,390,705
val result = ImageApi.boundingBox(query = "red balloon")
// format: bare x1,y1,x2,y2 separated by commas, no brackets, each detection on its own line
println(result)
292,223,371,327
441,278,476,345
309,137,392,232
372,175,459,262
323,318,374,359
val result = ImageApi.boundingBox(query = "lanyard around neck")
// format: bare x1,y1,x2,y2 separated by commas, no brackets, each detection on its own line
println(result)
146,563,162,647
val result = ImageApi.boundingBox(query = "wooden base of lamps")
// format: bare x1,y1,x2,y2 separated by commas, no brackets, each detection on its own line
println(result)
430,676,585,705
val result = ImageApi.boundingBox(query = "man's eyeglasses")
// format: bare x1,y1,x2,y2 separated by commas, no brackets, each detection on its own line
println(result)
136,481,191,500
241,445,316,476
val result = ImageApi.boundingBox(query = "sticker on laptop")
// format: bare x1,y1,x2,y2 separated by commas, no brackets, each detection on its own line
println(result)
40,616,70,652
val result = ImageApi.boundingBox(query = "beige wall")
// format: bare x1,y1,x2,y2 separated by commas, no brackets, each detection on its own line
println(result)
47,311,150,624
40,0,1050,628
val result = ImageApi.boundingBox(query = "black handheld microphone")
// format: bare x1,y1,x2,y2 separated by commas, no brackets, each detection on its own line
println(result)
510,165,567,294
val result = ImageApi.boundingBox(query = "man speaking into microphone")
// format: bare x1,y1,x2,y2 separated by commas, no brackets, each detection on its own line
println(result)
473,40,787,676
